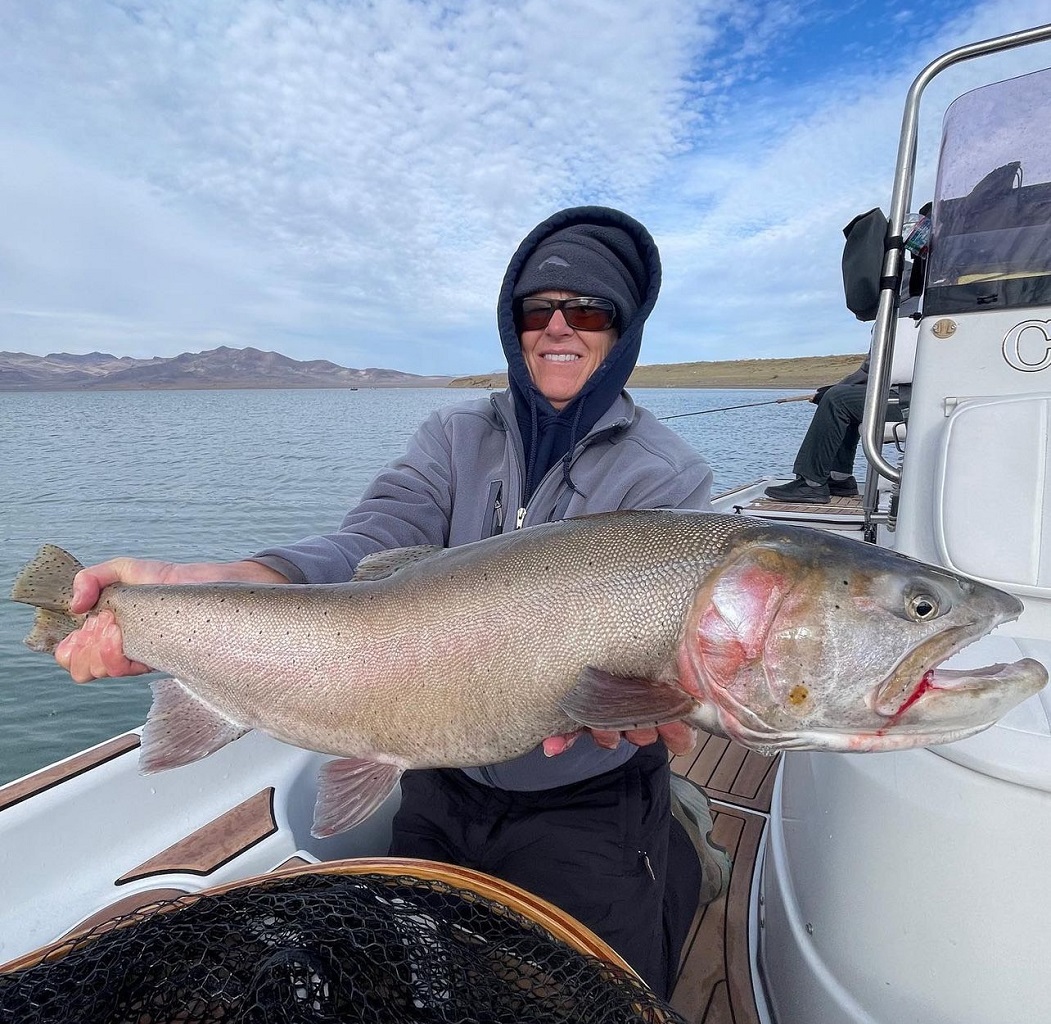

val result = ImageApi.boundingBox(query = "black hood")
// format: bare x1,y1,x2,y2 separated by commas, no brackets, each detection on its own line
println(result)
496,206,662,500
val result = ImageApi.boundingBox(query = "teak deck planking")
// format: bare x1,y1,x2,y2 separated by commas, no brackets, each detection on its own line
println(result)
670,733,781,1023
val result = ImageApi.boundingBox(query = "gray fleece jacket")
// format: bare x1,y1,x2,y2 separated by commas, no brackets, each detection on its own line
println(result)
253,207,713,789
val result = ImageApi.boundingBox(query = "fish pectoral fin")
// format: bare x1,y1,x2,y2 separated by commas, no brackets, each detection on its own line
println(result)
139,678,249,774
352,545,444,581
312,757,403,838
558,668,698,731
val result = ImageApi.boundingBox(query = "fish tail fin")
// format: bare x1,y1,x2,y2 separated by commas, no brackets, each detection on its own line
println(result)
11,544,85,653
140,678,249,774
312,757,403,838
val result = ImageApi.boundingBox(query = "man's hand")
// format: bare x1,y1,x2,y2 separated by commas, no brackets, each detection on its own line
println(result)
543,721,698,758
55,557,288,683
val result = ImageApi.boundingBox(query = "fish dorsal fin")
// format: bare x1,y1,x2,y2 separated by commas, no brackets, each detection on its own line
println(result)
558,667,698,731
353,545,444,581
312,757,404,837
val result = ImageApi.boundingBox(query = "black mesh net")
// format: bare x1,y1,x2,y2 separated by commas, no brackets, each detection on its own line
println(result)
0,871,689,1023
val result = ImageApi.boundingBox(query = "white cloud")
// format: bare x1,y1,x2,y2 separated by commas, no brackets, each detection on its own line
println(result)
0,0,1049,373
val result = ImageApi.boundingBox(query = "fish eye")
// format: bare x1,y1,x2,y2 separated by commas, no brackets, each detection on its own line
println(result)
906,592,940,621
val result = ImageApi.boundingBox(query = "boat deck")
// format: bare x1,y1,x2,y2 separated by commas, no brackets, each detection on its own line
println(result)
743,494,864,516
670,735,781,1023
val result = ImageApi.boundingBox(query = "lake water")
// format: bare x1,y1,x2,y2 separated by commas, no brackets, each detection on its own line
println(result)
0,387,816,784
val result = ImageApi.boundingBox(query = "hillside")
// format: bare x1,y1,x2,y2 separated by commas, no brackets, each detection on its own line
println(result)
451,352,865,391
0,347,453,390
1,347,866,392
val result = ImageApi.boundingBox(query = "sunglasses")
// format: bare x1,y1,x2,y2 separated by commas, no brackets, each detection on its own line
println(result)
515,296,617,333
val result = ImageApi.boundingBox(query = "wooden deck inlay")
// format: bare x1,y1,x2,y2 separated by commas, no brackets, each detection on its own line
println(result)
744,494,864,515
0,733,140,813
671,731,780,813
670,733,782,1023
115,788,277,884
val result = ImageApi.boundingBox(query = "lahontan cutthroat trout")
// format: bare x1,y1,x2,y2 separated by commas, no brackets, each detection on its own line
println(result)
12,510,1047,837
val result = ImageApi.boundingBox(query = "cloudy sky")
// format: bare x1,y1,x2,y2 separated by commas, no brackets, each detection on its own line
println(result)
2,1,1049,375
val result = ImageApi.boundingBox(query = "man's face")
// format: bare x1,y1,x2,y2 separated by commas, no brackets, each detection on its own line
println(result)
518,290,618,410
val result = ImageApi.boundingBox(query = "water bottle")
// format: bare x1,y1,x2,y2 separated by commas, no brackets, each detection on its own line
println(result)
903,214,931,258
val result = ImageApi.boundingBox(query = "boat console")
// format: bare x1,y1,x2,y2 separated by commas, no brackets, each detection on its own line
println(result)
757,30,1051,1024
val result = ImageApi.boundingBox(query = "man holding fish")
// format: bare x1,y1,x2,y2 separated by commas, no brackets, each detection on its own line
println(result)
46,207,721,998
18,205,1045,999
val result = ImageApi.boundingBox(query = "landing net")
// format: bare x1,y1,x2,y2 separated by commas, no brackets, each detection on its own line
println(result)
0,871,687,1023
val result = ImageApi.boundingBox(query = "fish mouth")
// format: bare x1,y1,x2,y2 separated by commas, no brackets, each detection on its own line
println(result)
872,624,1046,720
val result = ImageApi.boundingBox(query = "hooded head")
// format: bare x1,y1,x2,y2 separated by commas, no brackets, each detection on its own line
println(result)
512,222,644,329
496,206,662,500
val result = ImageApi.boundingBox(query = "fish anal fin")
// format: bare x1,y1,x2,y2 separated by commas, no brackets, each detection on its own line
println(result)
139,678,249,774
352,546,444,582
558,667,698,731
312,757,403,837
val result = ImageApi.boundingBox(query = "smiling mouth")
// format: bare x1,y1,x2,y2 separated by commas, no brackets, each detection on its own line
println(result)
542,353,581,362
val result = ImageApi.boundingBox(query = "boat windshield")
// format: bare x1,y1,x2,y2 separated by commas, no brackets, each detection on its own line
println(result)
925,66,1051,317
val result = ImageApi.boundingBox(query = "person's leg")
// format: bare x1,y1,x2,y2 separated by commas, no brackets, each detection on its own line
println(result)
663,814,704,995
477,746,699,1000
793,383,866,483
387,766,490,865
388,753,702,999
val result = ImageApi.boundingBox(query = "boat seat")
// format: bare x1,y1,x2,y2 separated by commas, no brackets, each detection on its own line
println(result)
934,393,1051,594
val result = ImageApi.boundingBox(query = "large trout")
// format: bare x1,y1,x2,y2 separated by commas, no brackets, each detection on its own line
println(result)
12,510,1046,836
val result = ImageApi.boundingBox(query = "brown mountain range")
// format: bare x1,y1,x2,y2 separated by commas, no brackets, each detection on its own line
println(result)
0,347,453,390
0,347,865,392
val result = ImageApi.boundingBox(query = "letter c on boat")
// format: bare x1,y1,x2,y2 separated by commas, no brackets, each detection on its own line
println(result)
1002,320,1051,372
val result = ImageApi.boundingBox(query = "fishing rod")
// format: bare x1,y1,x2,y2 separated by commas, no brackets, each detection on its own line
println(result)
658,392,815,421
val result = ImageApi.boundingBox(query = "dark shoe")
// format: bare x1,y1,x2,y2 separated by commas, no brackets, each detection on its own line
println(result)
670,774,731,906
763,477,831,503
828,475,859,497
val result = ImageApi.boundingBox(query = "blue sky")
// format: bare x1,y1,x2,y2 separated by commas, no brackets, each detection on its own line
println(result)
1,0,1049,375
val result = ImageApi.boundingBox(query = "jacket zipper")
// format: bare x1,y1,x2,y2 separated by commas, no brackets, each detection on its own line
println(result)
641,850,656,881
486,482,505,538
491,394,628,532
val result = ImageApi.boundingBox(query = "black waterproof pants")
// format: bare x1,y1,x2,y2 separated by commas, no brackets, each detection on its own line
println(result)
387,742,701,1000
792,382,904,483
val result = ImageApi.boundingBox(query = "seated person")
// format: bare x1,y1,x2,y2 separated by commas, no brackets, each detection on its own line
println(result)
765,301,917,504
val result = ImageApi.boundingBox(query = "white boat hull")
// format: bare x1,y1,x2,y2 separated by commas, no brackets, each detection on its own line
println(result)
759,743,1051,1023
0,730,397,965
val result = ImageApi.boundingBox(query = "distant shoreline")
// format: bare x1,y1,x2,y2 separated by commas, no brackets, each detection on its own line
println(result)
2,352,864,392
451,352,864,391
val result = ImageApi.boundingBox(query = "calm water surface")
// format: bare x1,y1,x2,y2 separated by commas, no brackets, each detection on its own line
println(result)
0,387,815,783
